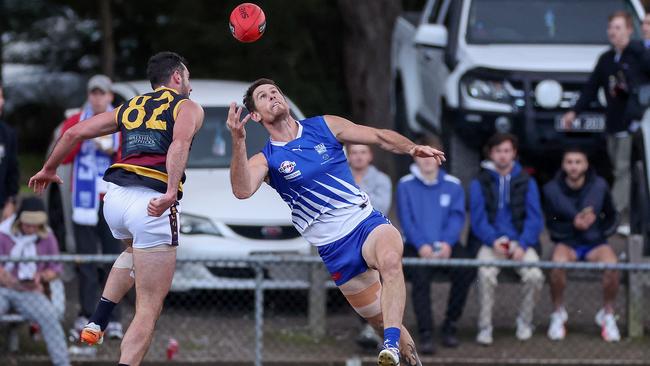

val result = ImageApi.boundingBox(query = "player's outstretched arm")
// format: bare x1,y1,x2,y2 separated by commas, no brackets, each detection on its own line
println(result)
148,100,204,217
323,115,445,164
28,110,118,194
226,103,269,199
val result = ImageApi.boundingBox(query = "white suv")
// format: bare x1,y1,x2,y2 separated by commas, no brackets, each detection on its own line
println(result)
45,79,311,291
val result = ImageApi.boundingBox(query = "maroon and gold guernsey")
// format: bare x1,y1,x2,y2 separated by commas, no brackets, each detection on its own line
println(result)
103,86,188,199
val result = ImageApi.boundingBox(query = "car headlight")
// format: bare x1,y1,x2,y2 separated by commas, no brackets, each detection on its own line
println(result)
463,78,511,103
179,213,222,236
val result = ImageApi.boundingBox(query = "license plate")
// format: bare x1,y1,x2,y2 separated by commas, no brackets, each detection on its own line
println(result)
555,114,605,132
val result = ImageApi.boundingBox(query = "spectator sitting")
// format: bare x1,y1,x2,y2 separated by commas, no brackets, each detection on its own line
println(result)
0,197,70,366
470,133,544,346
347,144,392,215
346,143,392,349
544,148,620,342
397,134,473,353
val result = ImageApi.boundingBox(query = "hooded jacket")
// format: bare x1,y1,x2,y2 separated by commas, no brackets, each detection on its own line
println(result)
357,165,392,215
543,168,618,247
469,161,543,250
397,165,465,250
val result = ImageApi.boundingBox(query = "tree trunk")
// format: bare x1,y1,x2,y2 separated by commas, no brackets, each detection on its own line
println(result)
99,0,115,79
337,0,402,177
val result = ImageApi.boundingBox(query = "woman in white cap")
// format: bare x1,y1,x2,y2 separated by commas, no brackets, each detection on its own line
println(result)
0,197,70,366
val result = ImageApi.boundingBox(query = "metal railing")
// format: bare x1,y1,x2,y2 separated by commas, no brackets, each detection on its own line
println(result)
1,249,650,365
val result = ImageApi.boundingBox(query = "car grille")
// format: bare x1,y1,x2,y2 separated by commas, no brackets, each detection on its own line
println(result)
227,225,301,240
508,72,605,113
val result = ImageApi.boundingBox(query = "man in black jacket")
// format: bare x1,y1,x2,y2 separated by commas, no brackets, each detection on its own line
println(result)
562,11,645,225
543,148,620,343
0,84,19,220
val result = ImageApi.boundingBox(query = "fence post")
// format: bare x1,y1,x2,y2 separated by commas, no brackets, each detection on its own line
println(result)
627,234,645,338
308,248,327,339
254,264,265,366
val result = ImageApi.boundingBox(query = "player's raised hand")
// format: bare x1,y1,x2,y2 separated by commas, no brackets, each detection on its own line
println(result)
28,169,63,195
226,102,251,140
409,145,446,165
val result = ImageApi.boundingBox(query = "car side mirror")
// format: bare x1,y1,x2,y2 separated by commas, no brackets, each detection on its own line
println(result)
414,24,448,49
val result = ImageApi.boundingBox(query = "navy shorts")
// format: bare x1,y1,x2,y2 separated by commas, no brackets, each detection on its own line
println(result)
574,243,606,261
317,210,390,286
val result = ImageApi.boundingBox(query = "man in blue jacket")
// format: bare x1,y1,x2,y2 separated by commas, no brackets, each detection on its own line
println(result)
470,133,544,346
398,135,470,354
543,147,620,342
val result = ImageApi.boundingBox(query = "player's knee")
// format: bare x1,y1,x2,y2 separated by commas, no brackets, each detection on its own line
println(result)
378,250,402,275
113,251,133,270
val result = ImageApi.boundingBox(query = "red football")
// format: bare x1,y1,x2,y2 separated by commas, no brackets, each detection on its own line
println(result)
229,3,266,43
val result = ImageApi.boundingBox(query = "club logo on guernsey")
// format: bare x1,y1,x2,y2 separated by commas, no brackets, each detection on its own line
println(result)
279,160,302,180
314,143,327,155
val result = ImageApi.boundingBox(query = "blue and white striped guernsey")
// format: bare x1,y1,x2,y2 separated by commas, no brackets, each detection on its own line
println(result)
261,116,373,246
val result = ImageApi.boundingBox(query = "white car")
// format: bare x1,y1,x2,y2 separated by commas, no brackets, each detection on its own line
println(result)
45,79,312,291
391,0,645,183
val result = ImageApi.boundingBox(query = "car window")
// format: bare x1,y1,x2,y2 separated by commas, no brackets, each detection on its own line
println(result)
187,106,300,169
466,0,641,44
426,0,445,24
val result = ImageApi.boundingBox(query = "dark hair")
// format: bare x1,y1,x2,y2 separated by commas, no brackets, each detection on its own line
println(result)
146,51,187,89
562,146,589,161
243,78,283,112
484,133,518,157
608,10,633,28
415,134,443,150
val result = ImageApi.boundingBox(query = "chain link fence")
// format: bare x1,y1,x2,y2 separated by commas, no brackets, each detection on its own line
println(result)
2,245,650,365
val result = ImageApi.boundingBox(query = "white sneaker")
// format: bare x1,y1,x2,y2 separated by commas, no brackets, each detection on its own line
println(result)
516,317,533,341
596,310,621,342
476,326,493,346
106,321,124,340
378,347,400,366
547,308,568,341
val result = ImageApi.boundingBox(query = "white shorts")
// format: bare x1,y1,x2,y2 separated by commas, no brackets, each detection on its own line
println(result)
103,183,181,249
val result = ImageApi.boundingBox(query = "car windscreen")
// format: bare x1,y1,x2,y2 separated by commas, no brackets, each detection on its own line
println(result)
187,107,270,169
466,0,640,44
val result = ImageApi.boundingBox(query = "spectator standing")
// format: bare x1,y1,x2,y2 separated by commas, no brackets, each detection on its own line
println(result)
397,135,472,353
470,133,544,346
0,83,20,221
0,197,70,366
562,11,646,229
61,75,124,340
544,148,620,342
346,144,392,349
